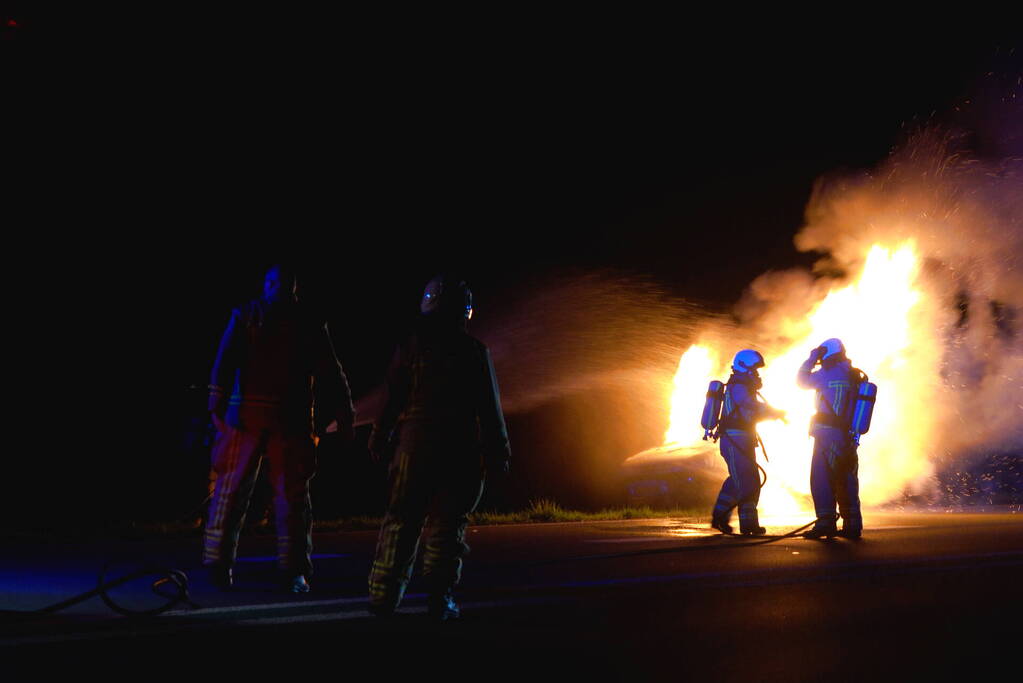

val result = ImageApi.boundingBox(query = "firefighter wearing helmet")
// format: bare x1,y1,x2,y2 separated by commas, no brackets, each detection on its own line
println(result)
710,349,786,536
797,338,864,539
367,275,511,620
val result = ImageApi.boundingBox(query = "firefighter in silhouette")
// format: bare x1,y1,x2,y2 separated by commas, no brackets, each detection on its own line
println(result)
711,350,785,536
798,338,864,540
204,265,356,592
367,275,511,620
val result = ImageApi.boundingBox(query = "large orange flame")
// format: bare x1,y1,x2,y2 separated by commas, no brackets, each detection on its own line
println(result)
663,242,939,514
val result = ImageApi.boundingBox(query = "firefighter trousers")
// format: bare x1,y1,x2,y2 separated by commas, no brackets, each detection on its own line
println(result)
712,430,761,530
368,436,484,610
810,427,861,532
203,424,316,576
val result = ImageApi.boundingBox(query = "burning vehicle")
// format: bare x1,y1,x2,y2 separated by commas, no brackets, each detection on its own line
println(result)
621,442,722,508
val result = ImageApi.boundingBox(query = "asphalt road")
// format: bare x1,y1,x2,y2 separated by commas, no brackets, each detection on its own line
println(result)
3,511,1022,681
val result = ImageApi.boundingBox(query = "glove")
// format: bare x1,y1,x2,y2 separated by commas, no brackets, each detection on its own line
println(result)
809,346,827,364
319,416,356,443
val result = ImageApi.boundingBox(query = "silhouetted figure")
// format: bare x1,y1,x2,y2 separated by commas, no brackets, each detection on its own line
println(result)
367,275,511,620
204,265,355,591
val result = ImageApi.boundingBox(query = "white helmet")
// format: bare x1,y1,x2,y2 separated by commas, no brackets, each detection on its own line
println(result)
732,349,765,374
818,338,846,361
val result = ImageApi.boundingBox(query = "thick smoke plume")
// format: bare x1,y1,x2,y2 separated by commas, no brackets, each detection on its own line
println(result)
803,126,1021,491
732,121,1022,503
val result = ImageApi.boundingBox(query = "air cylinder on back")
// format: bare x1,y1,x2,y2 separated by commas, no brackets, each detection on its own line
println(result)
701,380,725,437
851,382,878,436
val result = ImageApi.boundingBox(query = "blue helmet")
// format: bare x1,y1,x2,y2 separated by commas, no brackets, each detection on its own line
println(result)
818,338,846,361
732,349,765,374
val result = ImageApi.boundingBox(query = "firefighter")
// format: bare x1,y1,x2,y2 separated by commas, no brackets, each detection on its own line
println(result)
711,349,785,536
797,338,863,540
204,265,356,592
367,275,511,620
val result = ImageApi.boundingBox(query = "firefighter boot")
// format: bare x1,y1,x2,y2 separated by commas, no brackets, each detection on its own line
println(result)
804,518,838,540
739,510,766,536
428,591,461,621
287,574,311,593
837,510,863,540
710,512,733,535
368,594,400,618
368,576,406,618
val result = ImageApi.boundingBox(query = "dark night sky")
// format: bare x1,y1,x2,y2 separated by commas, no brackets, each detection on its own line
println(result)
5,11,1020,527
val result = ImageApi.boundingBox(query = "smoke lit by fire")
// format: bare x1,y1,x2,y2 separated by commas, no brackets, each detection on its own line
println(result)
657,123,1022,514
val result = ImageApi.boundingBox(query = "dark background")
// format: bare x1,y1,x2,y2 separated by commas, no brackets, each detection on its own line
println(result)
4,10,1020,531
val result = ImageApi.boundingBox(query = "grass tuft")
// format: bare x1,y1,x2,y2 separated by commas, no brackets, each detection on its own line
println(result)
105,500,705,539
468,499,704,525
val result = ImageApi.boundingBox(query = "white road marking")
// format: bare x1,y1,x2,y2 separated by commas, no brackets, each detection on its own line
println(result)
0,598,554,646
162,595,369,617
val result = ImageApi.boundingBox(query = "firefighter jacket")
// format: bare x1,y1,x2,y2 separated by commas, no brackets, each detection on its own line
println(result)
208,297,355,436
719,372,779,434
797,356,859,435
369,319,511,470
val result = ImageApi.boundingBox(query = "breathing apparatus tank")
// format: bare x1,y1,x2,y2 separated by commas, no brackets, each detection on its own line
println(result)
850,381,878,444
701,380,725,439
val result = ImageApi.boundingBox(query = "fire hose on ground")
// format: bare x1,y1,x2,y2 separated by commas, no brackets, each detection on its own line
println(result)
1,564,199,622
